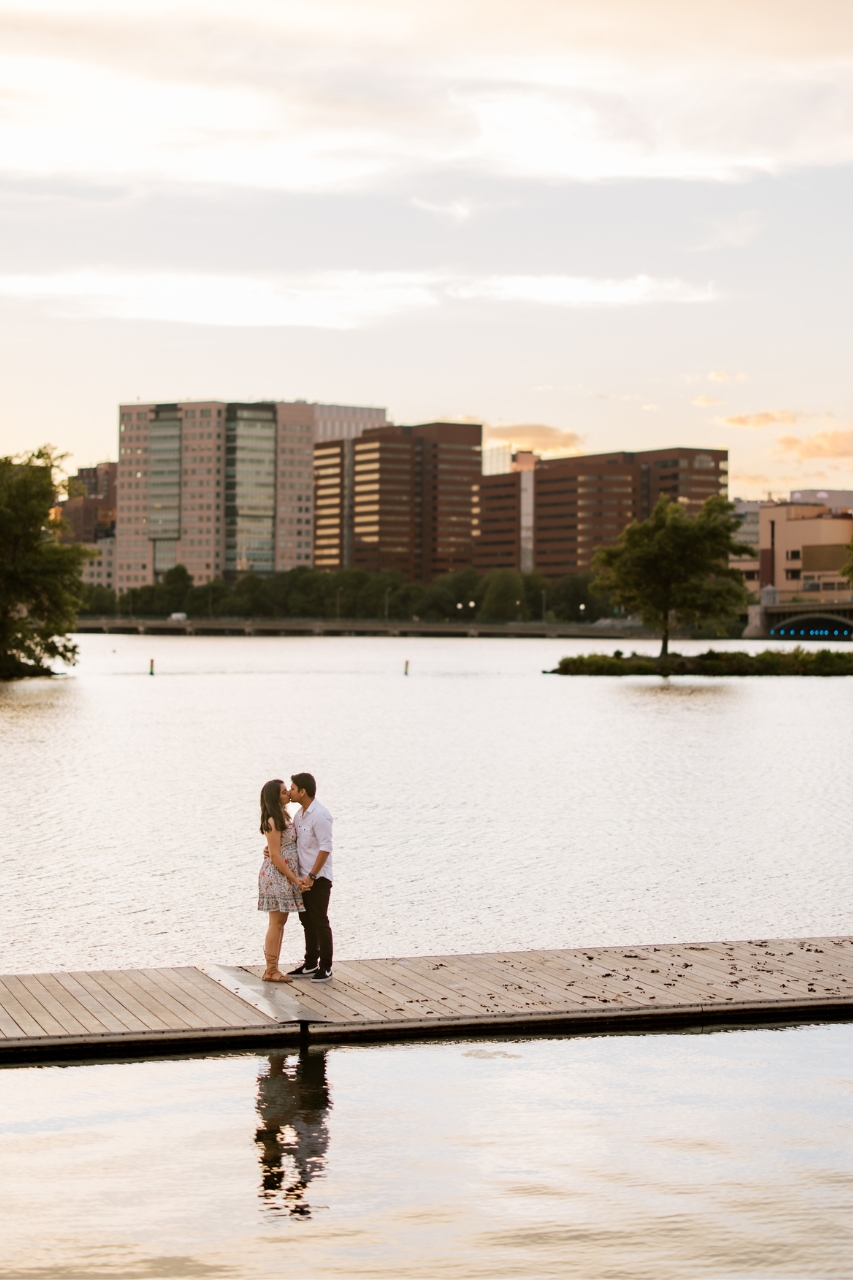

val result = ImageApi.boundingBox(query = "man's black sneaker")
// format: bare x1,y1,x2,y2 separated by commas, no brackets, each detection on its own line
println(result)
287,963,318,978
313,968,333,983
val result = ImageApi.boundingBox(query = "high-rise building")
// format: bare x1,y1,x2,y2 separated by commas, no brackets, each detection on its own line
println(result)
74,462,117,508
474,446,729,576
352,428,416,577
115,399,386,591
55,461,118,595
474,451,537,574
313,421,482,580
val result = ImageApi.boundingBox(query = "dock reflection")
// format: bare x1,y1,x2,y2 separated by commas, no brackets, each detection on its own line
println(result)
254,1049,331,1217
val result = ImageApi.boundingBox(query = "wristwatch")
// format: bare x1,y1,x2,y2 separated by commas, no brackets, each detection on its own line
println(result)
308,873,317,882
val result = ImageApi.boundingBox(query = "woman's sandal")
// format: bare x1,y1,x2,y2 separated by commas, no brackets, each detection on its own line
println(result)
262,967,293,984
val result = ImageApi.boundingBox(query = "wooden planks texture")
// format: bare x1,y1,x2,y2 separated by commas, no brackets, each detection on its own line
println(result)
0,966,275,1046
2,936,852,1060
266,935,853,1032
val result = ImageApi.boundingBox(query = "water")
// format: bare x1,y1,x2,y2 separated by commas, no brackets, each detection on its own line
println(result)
3,634,853,1277
1,634,852,973
2,1028,853,1278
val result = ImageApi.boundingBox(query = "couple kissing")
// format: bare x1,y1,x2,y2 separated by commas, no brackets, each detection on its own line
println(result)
258,772,333,985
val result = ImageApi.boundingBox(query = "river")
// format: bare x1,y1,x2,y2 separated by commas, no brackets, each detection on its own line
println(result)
1,634,852,1277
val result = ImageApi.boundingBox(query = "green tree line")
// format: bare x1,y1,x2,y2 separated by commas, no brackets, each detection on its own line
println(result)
80,564,616,624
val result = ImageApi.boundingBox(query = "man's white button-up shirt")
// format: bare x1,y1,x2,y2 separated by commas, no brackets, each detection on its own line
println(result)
293,798,334,882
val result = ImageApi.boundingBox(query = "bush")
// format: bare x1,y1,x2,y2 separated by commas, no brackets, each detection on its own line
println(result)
552,647,853,676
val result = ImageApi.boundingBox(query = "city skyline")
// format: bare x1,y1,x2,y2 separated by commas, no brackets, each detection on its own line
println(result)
1,2,852,497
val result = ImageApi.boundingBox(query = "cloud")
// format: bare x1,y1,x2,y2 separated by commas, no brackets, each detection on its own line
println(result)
0,269,716,327
691,395,721,406
717,409,804,429
693,210,762,251
776,431,853,459
452,274,715,306
730,472,771,488
483,423,583,455
3,3,853,192
709,370,747,382
411,197,473,221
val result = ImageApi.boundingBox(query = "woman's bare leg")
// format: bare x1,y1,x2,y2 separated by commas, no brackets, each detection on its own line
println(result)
263,911,292,981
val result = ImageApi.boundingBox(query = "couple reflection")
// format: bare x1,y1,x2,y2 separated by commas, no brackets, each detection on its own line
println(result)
254,1049,331,1217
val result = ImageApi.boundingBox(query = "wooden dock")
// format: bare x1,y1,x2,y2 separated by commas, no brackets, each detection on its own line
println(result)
2,935,852,1064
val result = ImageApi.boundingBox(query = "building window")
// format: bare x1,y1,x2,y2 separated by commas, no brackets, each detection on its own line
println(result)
785,569,801,580
785,549,801,560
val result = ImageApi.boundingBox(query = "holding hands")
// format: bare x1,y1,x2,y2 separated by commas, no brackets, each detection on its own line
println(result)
263,845,313,891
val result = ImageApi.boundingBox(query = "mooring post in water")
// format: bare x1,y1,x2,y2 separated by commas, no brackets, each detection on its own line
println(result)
404,659,409,676
149,658,154,676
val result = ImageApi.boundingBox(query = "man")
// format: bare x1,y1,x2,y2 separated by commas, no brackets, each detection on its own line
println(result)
287,772,334,983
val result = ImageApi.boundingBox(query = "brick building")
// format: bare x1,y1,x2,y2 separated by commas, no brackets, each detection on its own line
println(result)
476,446,729,576
314,422,482,580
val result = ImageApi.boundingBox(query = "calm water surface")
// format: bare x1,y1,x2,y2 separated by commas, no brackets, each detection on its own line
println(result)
2,1028,853,1278
1,633,852,971
2,634,853,1277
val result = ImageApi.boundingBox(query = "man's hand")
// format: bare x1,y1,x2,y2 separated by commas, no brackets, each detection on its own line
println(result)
263,845,270,860
299,876,313,891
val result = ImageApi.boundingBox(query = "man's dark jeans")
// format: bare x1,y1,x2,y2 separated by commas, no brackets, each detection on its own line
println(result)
299,877,333,970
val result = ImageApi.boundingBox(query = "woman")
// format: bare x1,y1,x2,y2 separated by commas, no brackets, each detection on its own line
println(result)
258,779,304,983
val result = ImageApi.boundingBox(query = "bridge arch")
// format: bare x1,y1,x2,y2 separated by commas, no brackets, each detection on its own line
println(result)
768,613,853,640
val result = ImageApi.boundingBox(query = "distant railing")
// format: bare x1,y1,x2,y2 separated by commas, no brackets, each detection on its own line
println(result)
74,616,654,639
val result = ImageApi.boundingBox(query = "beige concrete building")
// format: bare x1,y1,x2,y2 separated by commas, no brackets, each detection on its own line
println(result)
115,399,386,592
79,536,115,591
757,502,853,603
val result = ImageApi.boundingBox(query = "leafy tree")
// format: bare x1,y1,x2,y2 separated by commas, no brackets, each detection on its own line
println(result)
0,447,90,678
79,583,117,616
520,570,551,621
591,495,754,657
478,568,528,622
548,571,613,623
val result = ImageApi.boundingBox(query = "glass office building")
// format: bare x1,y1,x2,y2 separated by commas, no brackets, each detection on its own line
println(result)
224,404,277,577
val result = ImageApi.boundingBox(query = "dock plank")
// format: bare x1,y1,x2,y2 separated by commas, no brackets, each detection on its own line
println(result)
177,967,278,1025
162,968,274,1029
21,974,106,1036
84,971,172,1032
2,935,853,1061
0,975,66,1037
352,958,491,1019
67,970,154,1033
51,971,137,1035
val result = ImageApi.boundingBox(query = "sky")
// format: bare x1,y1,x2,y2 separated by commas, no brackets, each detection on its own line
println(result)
1,0,852,497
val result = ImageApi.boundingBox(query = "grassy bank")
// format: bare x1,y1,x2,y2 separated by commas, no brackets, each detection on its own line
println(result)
551,647,853,676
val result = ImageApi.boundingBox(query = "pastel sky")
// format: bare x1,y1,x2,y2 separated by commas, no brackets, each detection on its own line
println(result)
2,0,853,497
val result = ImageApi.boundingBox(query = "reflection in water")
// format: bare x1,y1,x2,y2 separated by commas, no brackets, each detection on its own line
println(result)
254,1050,331,1217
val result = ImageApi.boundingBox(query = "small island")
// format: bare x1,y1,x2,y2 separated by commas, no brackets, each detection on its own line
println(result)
550,647,853,676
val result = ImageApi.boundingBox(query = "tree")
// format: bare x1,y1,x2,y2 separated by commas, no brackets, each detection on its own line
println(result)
477,568,528,622
0,447,90,678
591,495,754,657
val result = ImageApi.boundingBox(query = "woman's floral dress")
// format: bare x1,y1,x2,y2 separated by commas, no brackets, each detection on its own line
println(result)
258,823,304,913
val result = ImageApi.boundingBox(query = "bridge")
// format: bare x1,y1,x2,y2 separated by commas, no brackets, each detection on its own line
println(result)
74,616,655,640
743,599,853,640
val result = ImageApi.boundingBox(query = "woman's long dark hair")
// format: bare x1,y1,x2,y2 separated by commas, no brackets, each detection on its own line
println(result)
260,779,290,835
